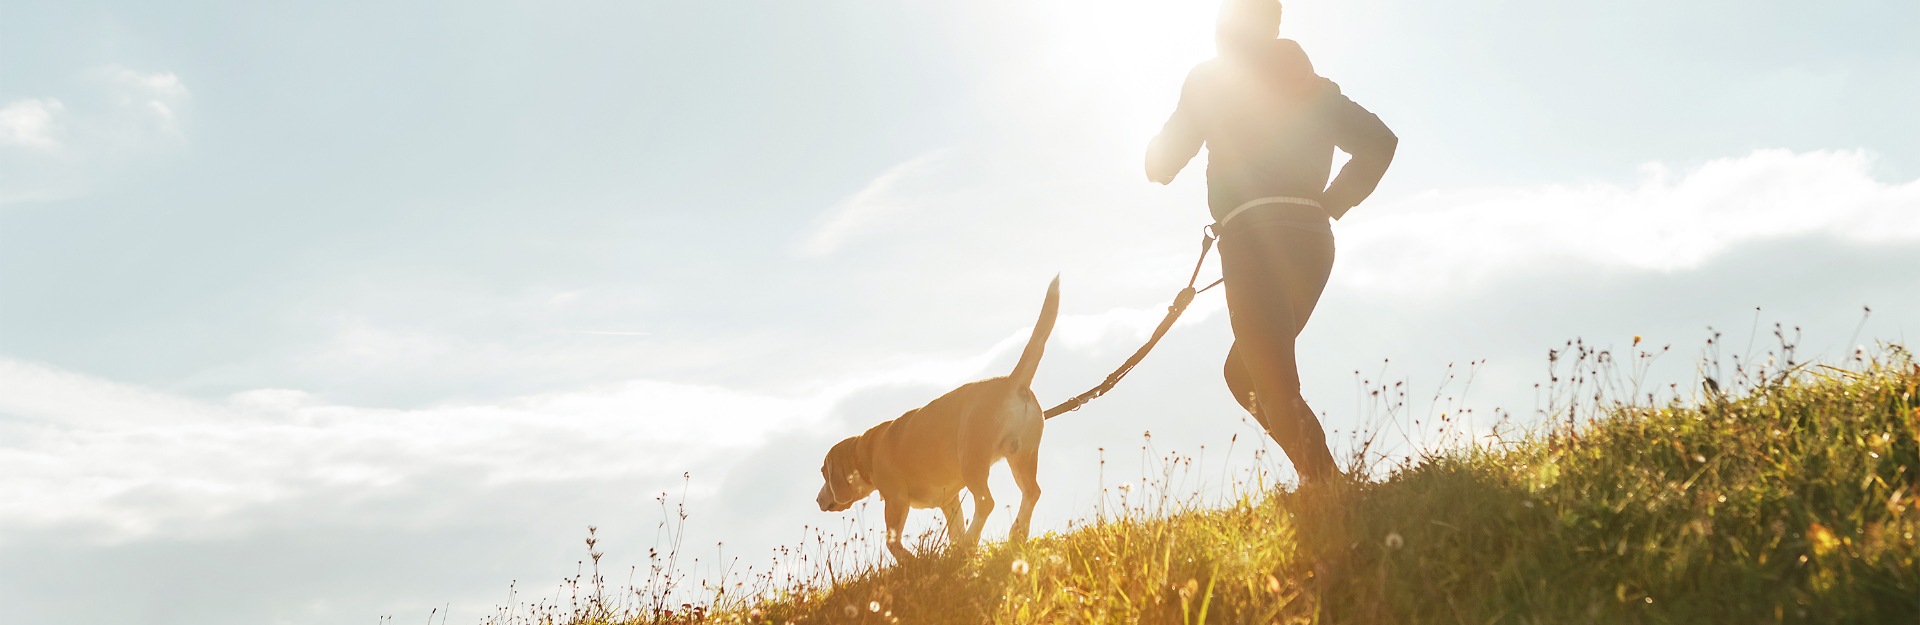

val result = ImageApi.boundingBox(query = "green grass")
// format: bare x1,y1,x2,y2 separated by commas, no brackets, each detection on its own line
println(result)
521,346,1920,624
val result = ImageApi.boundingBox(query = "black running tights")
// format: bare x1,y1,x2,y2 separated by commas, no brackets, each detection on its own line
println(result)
1218,212,1338,482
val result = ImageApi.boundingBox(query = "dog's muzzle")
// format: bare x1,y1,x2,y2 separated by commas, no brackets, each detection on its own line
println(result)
816,487,845,512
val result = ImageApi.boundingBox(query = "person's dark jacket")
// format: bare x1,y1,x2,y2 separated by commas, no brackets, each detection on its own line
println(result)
1147,38,1397,222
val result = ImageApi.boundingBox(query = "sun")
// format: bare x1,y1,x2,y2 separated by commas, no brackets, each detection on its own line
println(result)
1049,0,1222,136
950,1,1308,151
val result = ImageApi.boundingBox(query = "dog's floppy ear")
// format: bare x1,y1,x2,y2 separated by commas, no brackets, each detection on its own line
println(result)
852,429,875,481
824,447,846,502
825,438,860,501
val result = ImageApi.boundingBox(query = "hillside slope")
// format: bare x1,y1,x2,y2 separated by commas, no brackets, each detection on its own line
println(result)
551,351,1920,624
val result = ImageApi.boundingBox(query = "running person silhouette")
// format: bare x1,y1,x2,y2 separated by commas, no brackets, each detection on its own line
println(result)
1147,0,1396,484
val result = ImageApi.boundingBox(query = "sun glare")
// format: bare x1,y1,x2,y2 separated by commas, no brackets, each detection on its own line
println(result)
1026,0,1334,144
1008,0,1221,139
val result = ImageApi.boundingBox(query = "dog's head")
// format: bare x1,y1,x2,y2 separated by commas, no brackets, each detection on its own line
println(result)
816,435,875,512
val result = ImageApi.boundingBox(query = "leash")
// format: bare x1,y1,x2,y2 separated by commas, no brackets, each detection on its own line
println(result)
1044,226,1225,419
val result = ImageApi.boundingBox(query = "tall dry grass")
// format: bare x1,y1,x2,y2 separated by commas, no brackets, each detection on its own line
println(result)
483,336,1920,624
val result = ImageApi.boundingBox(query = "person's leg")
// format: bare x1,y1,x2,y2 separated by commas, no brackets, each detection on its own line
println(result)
1220,219,1338,482
1223,342,1257,415
1223,333,1334,481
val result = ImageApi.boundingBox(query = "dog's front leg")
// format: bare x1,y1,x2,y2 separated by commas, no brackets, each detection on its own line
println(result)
939,495,966,550
883,497,913,563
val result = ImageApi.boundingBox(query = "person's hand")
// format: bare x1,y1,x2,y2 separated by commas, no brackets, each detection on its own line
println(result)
1146,162,1177,184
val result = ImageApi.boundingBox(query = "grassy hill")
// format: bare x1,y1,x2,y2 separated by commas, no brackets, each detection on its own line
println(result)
529,348,1920,624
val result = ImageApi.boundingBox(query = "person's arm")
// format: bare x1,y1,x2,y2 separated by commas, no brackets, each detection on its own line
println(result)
1319,80,1397,219
1146,70,1206,185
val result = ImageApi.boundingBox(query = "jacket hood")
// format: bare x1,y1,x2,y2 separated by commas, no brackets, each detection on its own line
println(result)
1218,37,1318,93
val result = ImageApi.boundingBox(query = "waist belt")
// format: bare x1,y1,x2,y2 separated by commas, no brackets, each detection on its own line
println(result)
1216,196,1324,227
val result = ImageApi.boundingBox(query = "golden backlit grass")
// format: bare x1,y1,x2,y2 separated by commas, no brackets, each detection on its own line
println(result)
512,346,1920,624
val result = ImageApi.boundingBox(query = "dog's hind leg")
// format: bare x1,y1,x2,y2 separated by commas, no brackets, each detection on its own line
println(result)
1008,448,1042,545
960,468,995,551
883,498,913,563
939,494,966,549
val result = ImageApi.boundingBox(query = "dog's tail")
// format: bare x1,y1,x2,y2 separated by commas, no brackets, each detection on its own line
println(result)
1008,275,1061,389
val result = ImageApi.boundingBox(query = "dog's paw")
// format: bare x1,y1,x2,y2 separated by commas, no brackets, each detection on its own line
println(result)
950,538,980,556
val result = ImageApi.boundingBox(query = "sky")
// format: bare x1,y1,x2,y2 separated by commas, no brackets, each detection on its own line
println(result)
2,0,1919,623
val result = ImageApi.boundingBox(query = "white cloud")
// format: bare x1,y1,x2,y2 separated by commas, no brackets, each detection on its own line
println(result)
795,149,949,257
0,98,65,149
1337,149,1920,293
95,65,191,138
0,66,191,207
0,357,237,428
0,67,189,156
0,359,833,542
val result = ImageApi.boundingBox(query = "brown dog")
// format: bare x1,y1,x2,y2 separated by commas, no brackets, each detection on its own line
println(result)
816,276,1059,562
